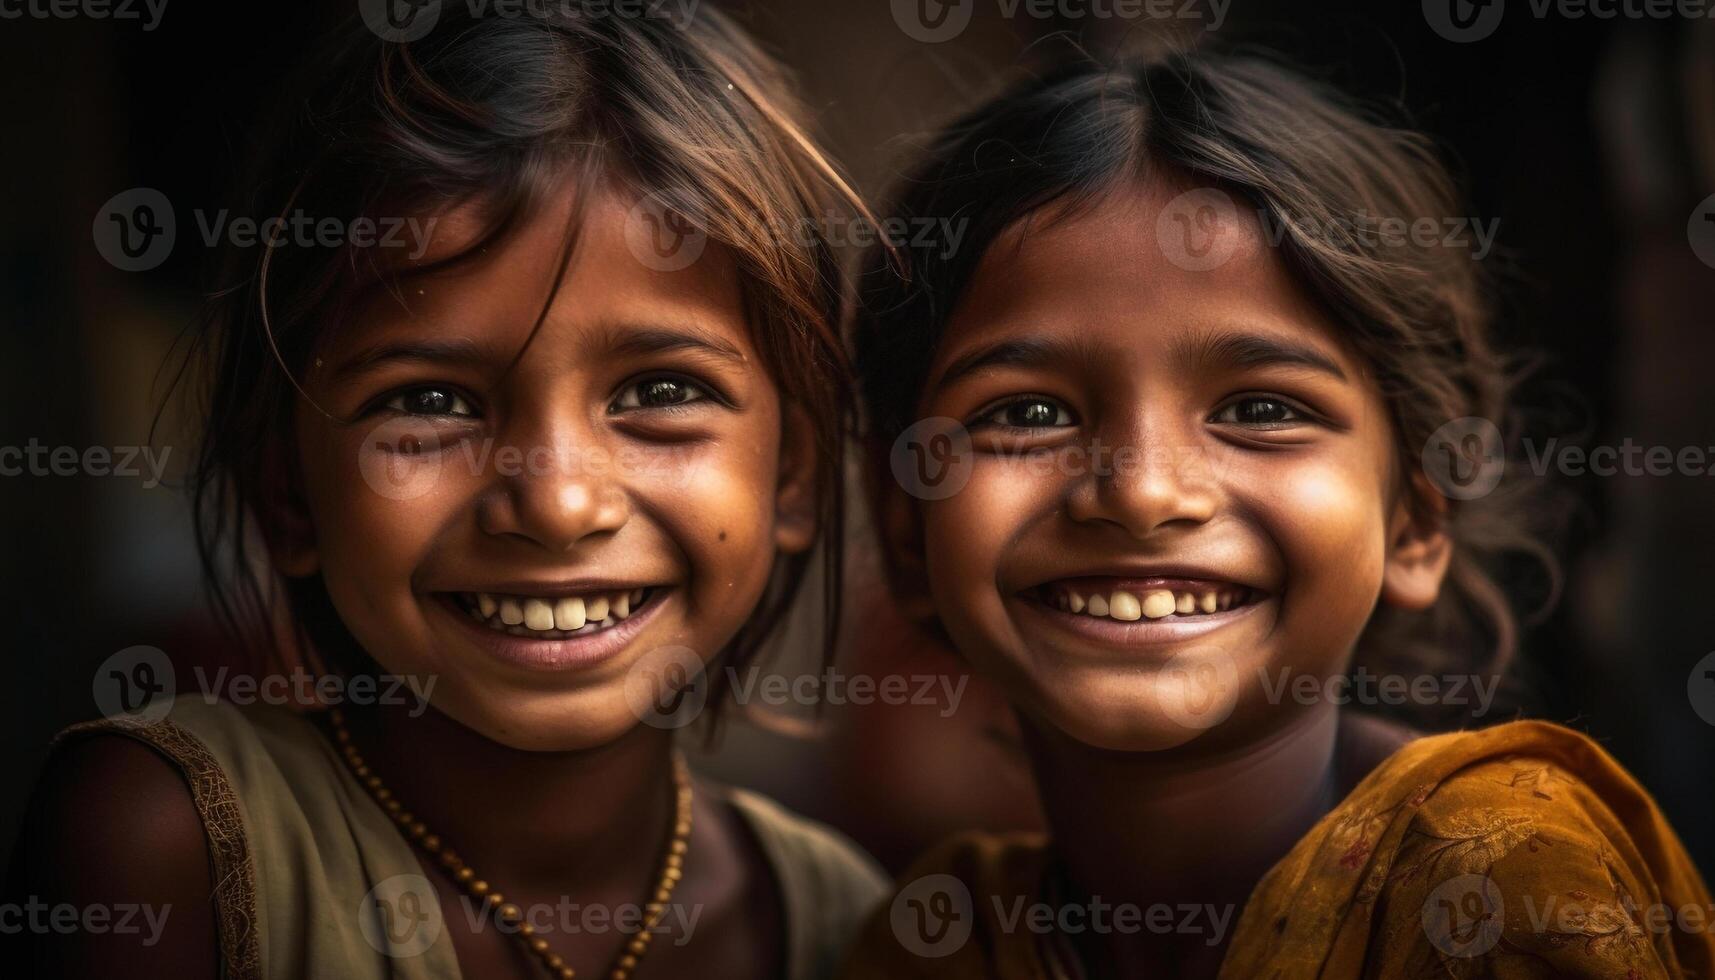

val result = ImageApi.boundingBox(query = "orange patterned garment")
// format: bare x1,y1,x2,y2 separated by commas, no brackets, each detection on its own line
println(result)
841,721,1715,978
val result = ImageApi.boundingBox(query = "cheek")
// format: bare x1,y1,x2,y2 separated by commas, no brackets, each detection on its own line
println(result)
306,426,458,577
922,461,1061,632
630,435,781,614
1254,459,1390,654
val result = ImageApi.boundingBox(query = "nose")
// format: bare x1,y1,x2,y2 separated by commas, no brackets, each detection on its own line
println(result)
1065,413,1219,537
476,420,631,552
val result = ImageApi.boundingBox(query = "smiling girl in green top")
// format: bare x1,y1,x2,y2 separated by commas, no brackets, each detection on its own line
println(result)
12,7,884,979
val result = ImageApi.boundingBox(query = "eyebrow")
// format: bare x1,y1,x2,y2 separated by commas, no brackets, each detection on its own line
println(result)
931,329,1347,391
1182,331,1348,381
327,323,746,383
932,337,1085,390
328,337,492,382
603,325,746,364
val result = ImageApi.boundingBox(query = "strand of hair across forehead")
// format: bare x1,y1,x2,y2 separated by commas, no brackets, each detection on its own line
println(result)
255,166,342,425
700,42,899,285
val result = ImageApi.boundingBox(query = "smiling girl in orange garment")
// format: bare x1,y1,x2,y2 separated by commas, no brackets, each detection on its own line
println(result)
842,50,1715,979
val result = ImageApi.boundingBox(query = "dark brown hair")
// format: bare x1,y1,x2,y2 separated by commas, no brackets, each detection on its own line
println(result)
182,5,867,716
852,47,1566,712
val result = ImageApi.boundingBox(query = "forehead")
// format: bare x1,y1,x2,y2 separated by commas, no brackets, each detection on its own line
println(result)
937,177,1355,372
319,183,748,367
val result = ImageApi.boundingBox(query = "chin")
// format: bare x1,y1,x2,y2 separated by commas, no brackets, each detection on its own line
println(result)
1019,666,1252,754
435,685,654,753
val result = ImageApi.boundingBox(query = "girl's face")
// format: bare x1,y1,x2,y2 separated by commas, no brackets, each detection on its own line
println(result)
280,187,816,751
898,180,1449,752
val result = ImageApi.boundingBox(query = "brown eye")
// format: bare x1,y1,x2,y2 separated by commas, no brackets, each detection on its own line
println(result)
385,386,474,417
983,397,1073,428
1212,397,1302,426
612,376,710,411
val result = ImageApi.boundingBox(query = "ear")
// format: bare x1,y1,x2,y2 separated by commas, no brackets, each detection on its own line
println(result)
876,450,938,626
258,439,320,578
1380,473,1453,611
772,403,820,555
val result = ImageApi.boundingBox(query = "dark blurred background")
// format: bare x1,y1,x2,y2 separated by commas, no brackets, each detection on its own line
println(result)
2,0,1712,875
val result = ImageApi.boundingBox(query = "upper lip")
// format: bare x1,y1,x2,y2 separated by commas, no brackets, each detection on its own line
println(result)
437,579,667,597
1022,561,1267,593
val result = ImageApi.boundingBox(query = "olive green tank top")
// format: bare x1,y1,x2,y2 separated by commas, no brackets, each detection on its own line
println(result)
59,698,887,980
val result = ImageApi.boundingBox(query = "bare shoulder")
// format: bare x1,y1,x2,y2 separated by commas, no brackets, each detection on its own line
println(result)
6,733,219,980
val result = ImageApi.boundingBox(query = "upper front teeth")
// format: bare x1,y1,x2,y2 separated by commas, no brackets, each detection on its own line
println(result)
1051,586,1248,620
1140,591,1177,619
1109,592,1142,621
469,589,647,635
555,597,584,630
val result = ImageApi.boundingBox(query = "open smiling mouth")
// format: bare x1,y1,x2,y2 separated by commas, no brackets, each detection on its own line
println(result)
452,587,662,640
1027,578,1264,623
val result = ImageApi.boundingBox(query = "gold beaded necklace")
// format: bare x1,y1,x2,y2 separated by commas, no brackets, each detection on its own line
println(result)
327,708,692,980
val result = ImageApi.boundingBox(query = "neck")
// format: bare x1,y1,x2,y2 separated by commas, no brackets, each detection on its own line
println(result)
338,701,677,895
1023,706,1340,971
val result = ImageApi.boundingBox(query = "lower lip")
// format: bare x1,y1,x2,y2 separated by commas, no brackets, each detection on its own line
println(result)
432,590,668,672
1016,592,1272,648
